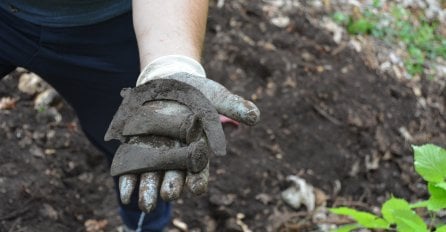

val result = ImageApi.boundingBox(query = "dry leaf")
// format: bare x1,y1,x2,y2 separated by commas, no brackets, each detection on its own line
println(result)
84,219,108,232
0,97,17,110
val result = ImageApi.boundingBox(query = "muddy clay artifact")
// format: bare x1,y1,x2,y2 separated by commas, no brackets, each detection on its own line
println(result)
105,78,226,176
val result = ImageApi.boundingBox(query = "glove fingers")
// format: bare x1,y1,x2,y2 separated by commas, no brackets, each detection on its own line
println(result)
186,162,209,196
191,78,260,126
119,174,137,205
138,172,161,212
160,170,185,201
215,94,260,126
161,76,260,126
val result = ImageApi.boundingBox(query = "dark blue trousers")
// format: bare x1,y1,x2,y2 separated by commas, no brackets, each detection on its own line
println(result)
0,8,170,232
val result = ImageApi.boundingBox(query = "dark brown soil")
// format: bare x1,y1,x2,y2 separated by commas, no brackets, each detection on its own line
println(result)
1,1,445,232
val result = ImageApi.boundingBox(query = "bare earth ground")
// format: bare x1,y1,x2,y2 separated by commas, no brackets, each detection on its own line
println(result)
0,1,445,232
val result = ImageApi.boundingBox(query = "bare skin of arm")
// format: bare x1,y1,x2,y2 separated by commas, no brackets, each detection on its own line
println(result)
132,0,209,68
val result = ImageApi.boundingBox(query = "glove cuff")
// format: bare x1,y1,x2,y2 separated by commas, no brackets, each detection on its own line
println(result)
136,55,206,86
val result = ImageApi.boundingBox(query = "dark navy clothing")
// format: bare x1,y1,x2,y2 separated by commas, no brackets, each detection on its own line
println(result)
0,7,170,232
0,0,130,27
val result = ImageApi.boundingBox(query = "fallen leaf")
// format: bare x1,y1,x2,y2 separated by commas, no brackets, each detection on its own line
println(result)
0,97,17,110
84,219,108,232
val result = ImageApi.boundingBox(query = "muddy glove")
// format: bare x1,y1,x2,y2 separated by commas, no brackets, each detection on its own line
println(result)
105,55,260,212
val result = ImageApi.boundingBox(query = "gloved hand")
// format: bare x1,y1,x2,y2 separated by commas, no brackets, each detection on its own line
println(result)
105,55,260,212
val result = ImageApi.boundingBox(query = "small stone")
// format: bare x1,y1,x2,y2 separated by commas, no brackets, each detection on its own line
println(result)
18,72,47,95
29,145,45,158
270,16,290,28
281,175,315,211
380,61,391,71
172,218,188,232
44,149,56,156
34,88,60,110
301,51,315,62
389,53,401,64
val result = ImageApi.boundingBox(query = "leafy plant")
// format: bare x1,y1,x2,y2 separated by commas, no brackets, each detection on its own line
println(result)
331,3,446,76
330,144,446,231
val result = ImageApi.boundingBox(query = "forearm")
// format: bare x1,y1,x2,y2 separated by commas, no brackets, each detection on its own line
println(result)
132,0,209,69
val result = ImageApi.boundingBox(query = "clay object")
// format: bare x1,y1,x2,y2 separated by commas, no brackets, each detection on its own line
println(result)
122,103,202,144
105,78,226,176
110,140,209,176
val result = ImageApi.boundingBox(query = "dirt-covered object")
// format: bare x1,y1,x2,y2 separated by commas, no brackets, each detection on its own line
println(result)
105,78,226,178
111,140,209,176
105,78,226,157
0,1,445,232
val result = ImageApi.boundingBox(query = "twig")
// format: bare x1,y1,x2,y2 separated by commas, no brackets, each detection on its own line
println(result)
331,198,370,208
317,218,355,225
312,105,342,125
428,211,437,231
331,42,347,56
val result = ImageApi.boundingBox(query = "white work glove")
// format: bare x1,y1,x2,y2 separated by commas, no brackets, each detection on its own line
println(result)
118,55,260,212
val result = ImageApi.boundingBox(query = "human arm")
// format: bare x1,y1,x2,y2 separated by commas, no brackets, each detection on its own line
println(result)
110,0,260,213
132,0,208,68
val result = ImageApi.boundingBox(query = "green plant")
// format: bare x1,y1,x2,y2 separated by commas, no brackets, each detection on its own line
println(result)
331,3,446,76
330,144,446,232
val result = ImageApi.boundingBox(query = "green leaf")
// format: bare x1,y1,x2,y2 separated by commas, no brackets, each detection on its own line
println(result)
391,5,409,20
408,46,425,63
381,197,411,223
436,225,446,232
413,144,446,183
405,61,424,75
333,224,361,232
428,182,446,211
330,207,390,229
347,19,374,35
414,23,435,47
397,22,414,44
436,182,446,191
393,209,428,232
332,12,349,25
372,0,382,8
410,200,429,208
